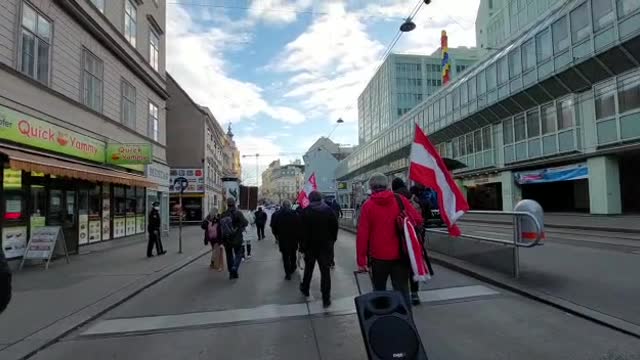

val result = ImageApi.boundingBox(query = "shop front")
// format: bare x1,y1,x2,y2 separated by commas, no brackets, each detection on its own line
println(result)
169,168,204,224
0,104,154,260
461,175,503,211
515,163,589,212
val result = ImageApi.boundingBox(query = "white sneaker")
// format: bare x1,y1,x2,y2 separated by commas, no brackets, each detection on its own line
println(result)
247,255,252,260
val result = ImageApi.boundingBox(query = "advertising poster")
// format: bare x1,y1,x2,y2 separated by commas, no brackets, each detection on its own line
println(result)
78,214,89,245
136,215,145,234
169,168,204,193
114,217,126,238
30,215,46,236
23,226,62,260
102,195,111,240
2,226,28,259
125,216,136,236
223,179,240,206
88,220,101,243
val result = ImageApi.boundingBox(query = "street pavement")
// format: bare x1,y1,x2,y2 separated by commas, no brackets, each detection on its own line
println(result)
438,222,640,329
23,221,640,360
0,226,210,359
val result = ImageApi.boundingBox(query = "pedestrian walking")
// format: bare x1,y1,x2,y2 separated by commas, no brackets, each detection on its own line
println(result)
270,200,302,280
356,173,423,307
300,191,339,308
393,178,424,305
147,201,166,257
201,208,223,269
254,207,267,240
242,210,257,260
220,197,248,279
0,246,11,314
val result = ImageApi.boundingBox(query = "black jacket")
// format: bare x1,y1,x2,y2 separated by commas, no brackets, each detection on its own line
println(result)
222,208,248,247
254,210,267,226
147,208,161,233
270,208,301,252
300,201,339,254
0,246,11,314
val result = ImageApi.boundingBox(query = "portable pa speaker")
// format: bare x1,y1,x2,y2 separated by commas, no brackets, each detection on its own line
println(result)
354,291,428,360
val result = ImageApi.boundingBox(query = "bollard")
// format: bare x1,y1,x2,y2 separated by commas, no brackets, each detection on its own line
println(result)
514,199,545,245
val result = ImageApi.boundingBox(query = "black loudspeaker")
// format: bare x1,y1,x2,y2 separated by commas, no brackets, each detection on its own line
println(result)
354,291,428,360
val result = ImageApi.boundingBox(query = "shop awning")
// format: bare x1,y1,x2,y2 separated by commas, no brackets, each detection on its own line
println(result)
0,146,155,188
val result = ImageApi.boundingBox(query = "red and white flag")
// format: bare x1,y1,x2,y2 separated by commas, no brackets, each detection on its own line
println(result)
409,124,469,236
296,173,318,208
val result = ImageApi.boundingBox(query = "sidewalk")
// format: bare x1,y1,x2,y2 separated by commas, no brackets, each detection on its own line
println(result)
460,212,640,233
0,225,210,360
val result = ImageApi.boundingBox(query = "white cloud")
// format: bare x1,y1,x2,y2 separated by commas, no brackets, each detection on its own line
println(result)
234,135,304,186
271,2,386,124
166,5,305,125
248,0,314,24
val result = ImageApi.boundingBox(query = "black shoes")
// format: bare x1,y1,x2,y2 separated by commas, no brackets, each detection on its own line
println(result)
147,254,154,258
285,274,292,280
322,299,331,308
229,271,239,280
299,284,309,297
411,292,421,306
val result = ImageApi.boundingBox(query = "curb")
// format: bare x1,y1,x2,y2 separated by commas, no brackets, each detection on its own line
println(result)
428,252,640,340
460,219,640,234
1,248,211,360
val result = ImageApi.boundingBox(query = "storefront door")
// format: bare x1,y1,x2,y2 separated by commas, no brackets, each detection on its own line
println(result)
48,189,78,253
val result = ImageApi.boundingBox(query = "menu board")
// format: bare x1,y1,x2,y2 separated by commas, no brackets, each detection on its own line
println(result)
88,220,101,243
20,226,69,270
136,215,145,234
78,214,89,245
125,216,136,236
102,194,111,240
114,217,126,238
2,226,27,259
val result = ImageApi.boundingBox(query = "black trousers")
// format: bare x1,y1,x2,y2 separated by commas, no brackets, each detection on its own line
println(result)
281,247,297,275
256,224,265,239
242,243,252,257
301,251,331,301
370,258,410,306
147,231,164,256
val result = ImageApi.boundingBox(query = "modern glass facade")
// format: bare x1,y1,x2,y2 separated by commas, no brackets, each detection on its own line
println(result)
339,0,640,215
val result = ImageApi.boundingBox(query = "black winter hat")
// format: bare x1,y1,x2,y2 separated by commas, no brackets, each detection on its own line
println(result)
391,177,406,191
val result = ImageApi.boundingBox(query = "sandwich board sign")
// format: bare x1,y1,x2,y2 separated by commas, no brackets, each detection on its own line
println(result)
19,226,69,270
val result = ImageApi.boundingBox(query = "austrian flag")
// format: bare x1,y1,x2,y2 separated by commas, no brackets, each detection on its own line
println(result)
296,173,318,209
409,124,469,236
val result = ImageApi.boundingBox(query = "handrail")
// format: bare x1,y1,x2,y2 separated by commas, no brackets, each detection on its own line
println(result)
426,210,543,248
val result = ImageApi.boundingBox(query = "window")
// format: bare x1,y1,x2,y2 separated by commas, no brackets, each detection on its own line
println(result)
124,0,137,47
82,50,103,112
536,29,552,62
514,114,526,141
149,30,160,71
91,0,105,12
498,57,508,84
459,136,467,155
20,4,51,84
570,3,590,43
121,80,136,127
474,130,482,152
592,0,614,31
595,83,616,119
461,82,468,104
541,103,557,134
508,48,522,78
503,119,514,144
465,133,474,154
524,109,540,138
552,16,569,53
477,70,486,94
148,102,159,141
487,64,497,89
618,72,640,114
617,0,640,17
468,77,476,100
482,126,492,149
557,98,575,129
522,40,535,71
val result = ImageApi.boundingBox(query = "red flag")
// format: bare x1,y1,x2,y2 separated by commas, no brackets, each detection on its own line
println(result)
296,173,317,208
409,124,469,236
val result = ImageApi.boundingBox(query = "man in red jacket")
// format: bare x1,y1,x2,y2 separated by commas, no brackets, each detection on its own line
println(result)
356,173,423,304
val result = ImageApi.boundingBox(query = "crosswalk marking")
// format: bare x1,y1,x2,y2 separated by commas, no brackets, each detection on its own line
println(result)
81,285,499,337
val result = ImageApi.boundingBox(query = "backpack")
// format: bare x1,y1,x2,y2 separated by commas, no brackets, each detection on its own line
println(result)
219,210,237,243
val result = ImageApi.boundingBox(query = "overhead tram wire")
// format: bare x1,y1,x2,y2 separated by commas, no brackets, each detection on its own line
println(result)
337,0,427,119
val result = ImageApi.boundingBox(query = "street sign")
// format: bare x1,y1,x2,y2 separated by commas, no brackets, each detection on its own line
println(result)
173,176,189,194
